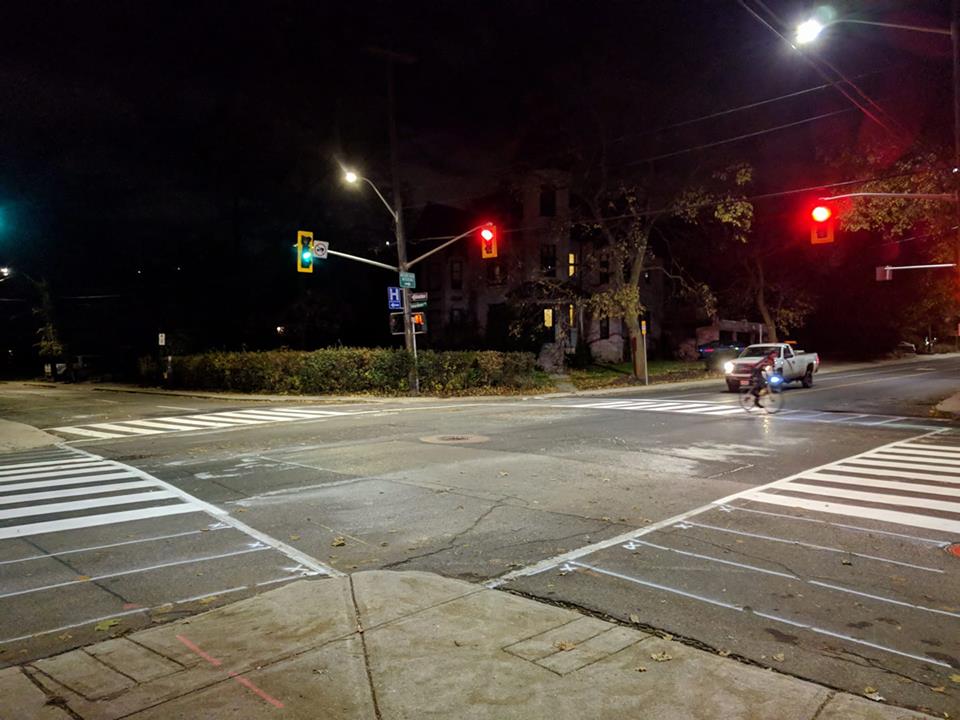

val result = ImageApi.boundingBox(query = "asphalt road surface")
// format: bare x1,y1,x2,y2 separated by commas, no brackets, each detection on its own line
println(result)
0,354,958,716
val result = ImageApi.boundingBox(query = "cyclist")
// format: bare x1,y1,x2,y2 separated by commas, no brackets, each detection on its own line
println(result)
749,348,779,405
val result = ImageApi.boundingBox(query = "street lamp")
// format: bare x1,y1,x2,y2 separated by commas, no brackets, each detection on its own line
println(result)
795,19,824,45
342,167,418,392
0,267,11,283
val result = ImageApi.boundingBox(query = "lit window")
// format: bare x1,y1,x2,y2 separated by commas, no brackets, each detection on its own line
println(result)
568,252,577,277
568,304,575,325
543,308,553,328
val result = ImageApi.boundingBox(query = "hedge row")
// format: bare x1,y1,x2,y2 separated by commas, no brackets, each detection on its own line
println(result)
162,348,538,395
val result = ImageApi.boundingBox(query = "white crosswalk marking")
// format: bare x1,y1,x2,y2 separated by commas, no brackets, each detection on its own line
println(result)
563,399,743,418
50,405,357,439
0,448,205,540
741,438,960,533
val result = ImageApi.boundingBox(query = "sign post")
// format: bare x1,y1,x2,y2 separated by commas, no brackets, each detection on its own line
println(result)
640,320,649,386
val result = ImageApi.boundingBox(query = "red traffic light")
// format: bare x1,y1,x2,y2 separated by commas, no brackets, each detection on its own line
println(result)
480,222,498,259
811,205,831,223
809,204,834,244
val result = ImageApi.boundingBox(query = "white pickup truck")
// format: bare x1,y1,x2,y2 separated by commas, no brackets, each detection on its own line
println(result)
723,343,820,393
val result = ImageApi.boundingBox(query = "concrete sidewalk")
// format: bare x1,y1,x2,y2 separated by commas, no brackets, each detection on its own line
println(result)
1,572,941,720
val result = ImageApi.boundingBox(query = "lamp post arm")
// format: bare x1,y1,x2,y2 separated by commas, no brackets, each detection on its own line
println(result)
360,177,398,222
836,19,950,36
406,224,486,268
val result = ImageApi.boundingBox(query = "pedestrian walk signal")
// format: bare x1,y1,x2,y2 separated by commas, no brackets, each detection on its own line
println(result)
297,230,314,273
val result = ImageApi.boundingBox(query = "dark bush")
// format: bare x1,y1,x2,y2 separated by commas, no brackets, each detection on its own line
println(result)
164,348,537,395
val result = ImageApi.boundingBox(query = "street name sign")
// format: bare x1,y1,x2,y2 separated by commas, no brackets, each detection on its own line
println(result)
399,271,416,289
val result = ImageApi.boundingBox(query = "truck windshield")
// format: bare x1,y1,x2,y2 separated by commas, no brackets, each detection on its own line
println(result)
739,345,779,358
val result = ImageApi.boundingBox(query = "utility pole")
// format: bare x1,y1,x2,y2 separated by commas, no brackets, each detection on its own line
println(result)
370,46,418,393
952,0,960,278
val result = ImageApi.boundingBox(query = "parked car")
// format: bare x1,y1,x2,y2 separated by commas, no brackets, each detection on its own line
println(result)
895,341,917,354
697,340,745,360
722,343,820,392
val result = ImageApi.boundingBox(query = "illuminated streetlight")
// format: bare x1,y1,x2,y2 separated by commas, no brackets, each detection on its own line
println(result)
795,19,824,45
344,170,359,184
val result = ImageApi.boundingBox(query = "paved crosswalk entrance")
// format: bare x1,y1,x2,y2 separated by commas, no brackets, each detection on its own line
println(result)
49,405,359,440
0,445,335,662
551,398,951,429
500,430,960,715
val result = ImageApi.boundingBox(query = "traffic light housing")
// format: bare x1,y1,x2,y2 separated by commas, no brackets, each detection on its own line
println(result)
411,312,427,332
809,205,834,244
297,230,314,273
480,223,498,259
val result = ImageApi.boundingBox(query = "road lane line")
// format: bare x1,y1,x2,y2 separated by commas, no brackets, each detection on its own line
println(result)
627,539,959,618
156,405,202,412
0,479,157,505
0,546,272,600
0,457,103,473
680,521,944,572
724,505,950,545
489,428,948,587
570,560,952,669
800,470,960,493
86,423,165,435
0,525,226,565
0,608,151,645
868,452,960,466
900,441,960,454
0,464,118,482
0,472,138,492
841,457,960,475
774,482,960,513
0,490,180,520
746,492,960,534
829,464,960,483
0,503,203,540
50,427,125,438
64,446,343,577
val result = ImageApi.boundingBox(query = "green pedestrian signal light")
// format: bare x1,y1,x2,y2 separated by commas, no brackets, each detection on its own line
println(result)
297,230,314,273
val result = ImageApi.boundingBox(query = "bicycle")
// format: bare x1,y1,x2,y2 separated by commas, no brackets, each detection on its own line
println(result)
738,369,784,414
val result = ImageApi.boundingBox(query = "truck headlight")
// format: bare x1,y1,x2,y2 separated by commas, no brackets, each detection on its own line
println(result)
723,361,734,374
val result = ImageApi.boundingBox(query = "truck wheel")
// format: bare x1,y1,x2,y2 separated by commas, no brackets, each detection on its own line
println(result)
726,380,740,393
801,367,814,388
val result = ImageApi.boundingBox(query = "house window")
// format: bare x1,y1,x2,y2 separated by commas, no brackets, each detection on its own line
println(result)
540,244,556,277
543,308,553,328
599,259,610,284
568,252,577,277
568,304,575,325
450,260,463,290
450,308,465,325
539,185,556,217
600,317,609,339
486,261,505,286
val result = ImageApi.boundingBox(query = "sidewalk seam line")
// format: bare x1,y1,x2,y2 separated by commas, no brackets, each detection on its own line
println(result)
19,667,84,720
809,690,836,720
348,575,383,720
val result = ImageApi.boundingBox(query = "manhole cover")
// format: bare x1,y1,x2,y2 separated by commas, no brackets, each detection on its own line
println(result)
420,434,490,445
947,543,960,559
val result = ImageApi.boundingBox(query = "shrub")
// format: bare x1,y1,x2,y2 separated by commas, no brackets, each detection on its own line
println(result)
163,348,537,395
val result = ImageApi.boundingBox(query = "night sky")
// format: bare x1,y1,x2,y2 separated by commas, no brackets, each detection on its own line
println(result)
0,1,954,367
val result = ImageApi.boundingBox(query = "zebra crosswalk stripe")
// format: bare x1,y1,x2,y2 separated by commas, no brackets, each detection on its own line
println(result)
741,437,960,534
0,448,205,539
50,405,356,439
